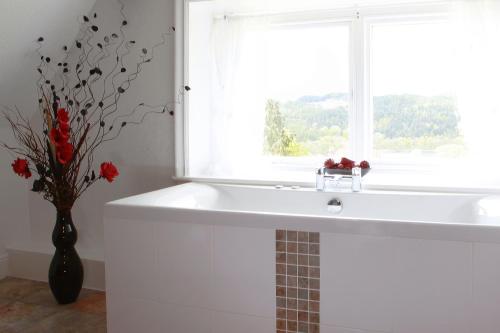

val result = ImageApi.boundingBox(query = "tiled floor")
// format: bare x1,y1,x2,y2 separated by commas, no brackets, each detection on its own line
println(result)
0,277,106,333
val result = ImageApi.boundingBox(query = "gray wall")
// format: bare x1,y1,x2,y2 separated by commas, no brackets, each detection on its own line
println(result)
0,0,176,262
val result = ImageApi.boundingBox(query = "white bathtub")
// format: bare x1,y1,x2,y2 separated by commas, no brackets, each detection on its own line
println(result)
105,182,500,243
104,182,500,333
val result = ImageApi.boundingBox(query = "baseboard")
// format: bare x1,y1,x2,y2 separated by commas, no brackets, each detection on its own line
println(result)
6,248,105,291
0,253,7,280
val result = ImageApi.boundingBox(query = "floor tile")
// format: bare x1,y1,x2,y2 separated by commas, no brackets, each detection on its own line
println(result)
0,277,107,333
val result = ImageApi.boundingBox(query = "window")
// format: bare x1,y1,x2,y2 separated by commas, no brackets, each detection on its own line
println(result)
179,0,500,190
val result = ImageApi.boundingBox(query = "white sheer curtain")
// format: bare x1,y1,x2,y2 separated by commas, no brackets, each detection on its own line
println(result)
209,16,268,177
452,0,500,165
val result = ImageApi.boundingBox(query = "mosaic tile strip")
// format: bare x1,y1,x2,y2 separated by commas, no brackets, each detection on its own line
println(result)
276,230,320,333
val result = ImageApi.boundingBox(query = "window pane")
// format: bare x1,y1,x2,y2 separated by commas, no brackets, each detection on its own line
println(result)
370,21,461,166
263,24,351,159
187,4,351,180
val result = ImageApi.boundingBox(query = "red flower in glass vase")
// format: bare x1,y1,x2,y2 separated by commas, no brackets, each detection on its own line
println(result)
100,162,119,183
11,158,32,179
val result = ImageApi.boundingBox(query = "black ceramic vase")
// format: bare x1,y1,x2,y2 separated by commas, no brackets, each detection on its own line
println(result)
48,210,84,304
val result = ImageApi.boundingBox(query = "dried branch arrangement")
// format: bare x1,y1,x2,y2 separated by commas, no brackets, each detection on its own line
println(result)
2,1,187,213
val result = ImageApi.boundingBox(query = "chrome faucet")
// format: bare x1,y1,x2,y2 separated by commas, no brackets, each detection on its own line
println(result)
316,167,363,192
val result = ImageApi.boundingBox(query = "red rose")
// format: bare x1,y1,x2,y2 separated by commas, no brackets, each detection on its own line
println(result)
324,158,335,169
359,160,370,169
340,157,355,169
56,142,73,165
59,121,70,135
57,108,70,123
49,127,69,146
11,158,32,179
100,162,119,183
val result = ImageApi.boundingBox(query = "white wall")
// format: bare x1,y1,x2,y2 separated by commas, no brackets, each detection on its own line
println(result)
0,0,176,265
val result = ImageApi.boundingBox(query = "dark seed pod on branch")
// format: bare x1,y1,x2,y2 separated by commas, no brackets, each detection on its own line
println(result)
37,68,42,74
81,109,87,116
91,25,99,32
36,164,46,176
97,43,103,49
98,101,104,108
91,171,96,180
63,68,69,73
122,20,127,26
112,33,118,38
184,85,191,91
82,80,87,86
45,57,51,63
85,103,92,108
57,63,62,67
45,80,50,84
142,48,147,54
117,87,125,94
83,15,89,22
76,41,82,48
38,99,42,103
75,83,81,89
63,45,67,51
169,110,174,116
68,100,74,106
32,179,45,192
100,121,105,127
84,176,90,183
37,37,44,42
121,122,127,127
121,68,126,73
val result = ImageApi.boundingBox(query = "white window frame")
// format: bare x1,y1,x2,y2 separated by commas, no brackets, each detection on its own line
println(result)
174,1,500,193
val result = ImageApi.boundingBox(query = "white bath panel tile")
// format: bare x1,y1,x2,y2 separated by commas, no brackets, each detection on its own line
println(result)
321,233,394,332
320,326,388,333
212,225,275,317
107,294,161,333
210,311,275,333
104,218,158,300
473,242,500,333
159,304,211,333
392,238,473,333
155,222,212,307
319,326,362,333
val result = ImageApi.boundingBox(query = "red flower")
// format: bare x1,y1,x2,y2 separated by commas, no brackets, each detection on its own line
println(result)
56,142,73,165
49,127,69,146
11,158,32,179
57,108,70,123
100,162,119,183
59,121,70,135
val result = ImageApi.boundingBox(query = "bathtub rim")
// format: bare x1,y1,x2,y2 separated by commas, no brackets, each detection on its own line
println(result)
104,198,500,245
